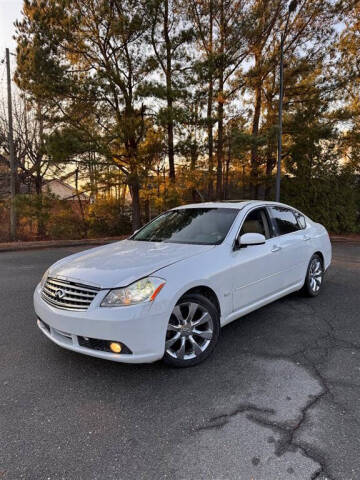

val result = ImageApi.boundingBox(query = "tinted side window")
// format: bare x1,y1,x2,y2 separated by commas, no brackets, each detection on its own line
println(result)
269,207,301,235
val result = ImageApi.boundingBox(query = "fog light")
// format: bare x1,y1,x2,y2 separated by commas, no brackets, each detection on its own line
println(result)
109,342,122,354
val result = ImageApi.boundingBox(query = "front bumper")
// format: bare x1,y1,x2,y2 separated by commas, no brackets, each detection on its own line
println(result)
34,284,170,363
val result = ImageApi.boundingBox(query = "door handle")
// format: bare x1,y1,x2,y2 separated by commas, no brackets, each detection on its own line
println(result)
271,245,281,252
303,234,311,241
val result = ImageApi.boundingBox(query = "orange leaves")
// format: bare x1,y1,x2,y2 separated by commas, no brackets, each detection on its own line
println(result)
216,92,226,104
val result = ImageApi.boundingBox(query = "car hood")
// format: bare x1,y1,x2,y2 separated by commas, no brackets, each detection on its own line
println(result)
48,239,214,289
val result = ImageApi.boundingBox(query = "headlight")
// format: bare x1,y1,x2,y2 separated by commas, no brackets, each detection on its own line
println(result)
40,269,49,289
101,277,165,307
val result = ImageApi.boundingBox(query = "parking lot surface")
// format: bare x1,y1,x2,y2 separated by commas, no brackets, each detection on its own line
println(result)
1,243,359,480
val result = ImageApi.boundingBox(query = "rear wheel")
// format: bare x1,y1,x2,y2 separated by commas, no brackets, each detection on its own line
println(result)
163,293,220,367
303,254,324,297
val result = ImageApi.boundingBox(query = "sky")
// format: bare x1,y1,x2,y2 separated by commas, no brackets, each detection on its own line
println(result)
0,0,22,53
0,0,22,99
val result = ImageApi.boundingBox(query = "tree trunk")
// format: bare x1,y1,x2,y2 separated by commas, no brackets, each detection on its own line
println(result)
190,143,197,171
207,86,214,199
156,165,161,214
216,0,225,200
207,0,214,200
35,168,45,239
129,180,141,230
265,140,276,200
36,104,45,238
144,198,150,223
88,152,97,198
216,77,224,199
250,77,262,199
35,163,42,195
121,183,127,213
242,164,246,198
224,136,231,200
75,167,88,237
264,86,276,200
164,0,175,181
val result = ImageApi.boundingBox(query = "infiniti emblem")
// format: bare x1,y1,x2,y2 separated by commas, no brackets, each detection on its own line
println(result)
55,289,66,299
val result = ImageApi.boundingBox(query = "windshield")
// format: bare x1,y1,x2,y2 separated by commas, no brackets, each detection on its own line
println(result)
131,208,239,245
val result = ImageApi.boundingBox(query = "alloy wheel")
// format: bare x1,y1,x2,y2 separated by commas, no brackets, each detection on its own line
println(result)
165,302,214,360
309,257,323,293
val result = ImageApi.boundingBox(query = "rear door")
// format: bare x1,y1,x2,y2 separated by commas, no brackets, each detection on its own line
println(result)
267,206,311,288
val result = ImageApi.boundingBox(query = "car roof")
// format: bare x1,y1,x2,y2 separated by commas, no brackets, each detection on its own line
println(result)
174,200,290,210
174,201,249,210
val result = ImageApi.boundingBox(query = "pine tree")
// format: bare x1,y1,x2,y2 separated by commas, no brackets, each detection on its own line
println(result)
15,0,159,229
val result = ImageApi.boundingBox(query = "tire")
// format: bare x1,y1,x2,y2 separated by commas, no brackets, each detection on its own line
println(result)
163,293,220,367
302,254,324,297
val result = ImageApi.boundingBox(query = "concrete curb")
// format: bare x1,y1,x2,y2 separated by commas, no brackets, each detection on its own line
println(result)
0,236,127,253
330,235,360,244
0,234,359,252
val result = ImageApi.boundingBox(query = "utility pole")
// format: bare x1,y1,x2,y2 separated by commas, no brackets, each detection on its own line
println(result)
275,34,284,203
275,0,298,203
6,48,17,241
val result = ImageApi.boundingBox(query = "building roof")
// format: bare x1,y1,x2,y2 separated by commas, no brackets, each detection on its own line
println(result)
42,178,89,201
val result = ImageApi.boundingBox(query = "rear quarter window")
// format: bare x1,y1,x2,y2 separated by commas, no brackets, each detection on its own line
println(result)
294,212,306,229
269,206,301,235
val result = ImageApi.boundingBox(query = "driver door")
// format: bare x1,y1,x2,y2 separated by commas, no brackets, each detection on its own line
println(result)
231,207,284,313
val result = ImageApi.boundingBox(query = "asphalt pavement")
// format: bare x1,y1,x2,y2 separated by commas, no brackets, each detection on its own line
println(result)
0,243,359,480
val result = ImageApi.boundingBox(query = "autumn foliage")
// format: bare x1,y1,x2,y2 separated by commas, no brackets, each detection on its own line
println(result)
0,0,358,241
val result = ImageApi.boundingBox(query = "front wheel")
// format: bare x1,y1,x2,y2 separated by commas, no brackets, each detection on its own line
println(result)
302,254,324,297
163,293,220,367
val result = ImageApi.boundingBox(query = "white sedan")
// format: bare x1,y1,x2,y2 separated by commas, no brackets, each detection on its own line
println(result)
34,201,331,367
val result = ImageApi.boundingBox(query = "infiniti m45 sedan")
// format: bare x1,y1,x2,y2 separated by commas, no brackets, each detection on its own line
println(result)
34,201,331,367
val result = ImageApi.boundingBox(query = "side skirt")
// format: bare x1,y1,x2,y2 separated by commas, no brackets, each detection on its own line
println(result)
220,282,303,328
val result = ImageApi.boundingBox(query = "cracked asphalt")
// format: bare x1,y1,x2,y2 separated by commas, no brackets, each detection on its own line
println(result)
0,242,359,480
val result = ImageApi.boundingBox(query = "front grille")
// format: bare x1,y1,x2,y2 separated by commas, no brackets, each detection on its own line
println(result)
41,277,100,311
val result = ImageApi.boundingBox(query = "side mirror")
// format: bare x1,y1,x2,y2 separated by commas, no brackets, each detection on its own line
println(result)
237,233,266,248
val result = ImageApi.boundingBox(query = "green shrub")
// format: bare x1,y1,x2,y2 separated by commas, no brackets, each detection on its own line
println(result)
281,173,359,233
15,194,53,240
47,201,85,239
0,201,9,241
88,198,131,237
